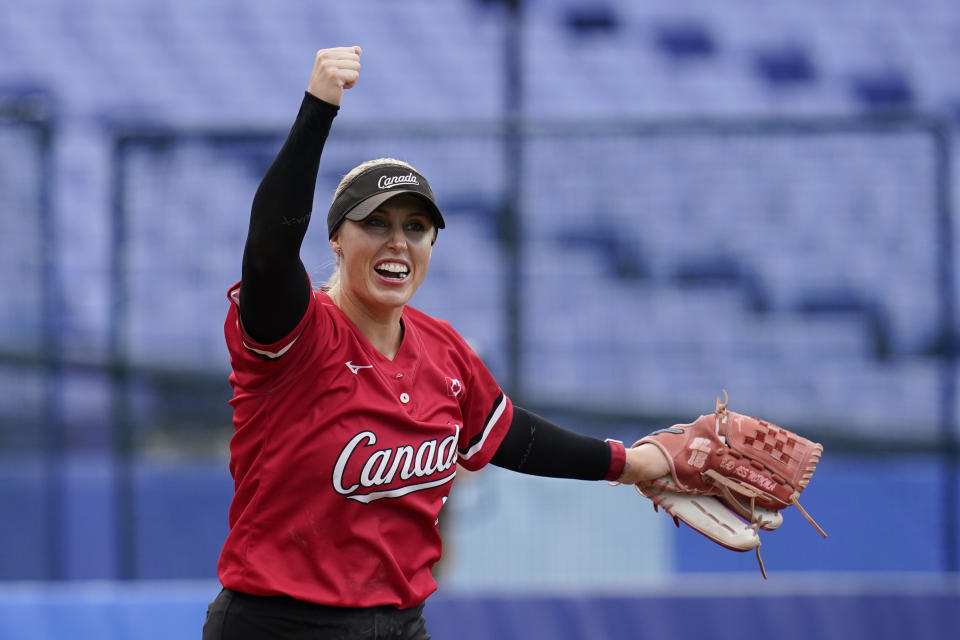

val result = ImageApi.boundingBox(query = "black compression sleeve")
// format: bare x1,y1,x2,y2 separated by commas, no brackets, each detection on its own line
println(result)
490,406,613,481
239,92,339,344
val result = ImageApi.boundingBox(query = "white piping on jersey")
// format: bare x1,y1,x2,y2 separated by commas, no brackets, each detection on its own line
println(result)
461,394,507,460
242,335,298,359
346,472,456,503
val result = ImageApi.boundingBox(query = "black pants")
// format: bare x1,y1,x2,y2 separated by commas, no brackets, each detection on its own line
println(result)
202,589,431,640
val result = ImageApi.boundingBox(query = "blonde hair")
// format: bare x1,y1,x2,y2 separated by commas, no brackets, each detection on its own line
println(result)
323,254,342,293
324,158,436,293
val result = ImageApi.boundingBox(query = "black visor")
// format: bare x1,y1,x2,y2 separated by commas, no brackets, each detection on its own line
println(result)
327,164,445,237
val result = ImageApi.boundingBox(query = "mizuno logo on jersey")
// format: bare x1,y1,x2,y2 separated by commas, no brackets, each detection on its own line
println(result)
332,427,460,503
345,361,373,374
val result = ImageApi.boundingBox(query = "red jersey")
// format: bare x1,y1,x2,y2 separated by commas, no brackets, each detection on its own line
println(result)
217,283,513,609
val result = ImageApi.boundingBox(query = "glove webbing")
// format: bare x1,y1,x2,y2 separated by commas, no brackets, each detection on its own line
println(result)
703,470,827,538
710,392,827,578
712,391,827,537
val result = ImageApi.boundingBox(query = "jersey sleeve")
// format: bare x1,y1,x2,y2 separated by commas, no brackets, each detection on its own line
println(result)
453,340,514,472
224,281,327,390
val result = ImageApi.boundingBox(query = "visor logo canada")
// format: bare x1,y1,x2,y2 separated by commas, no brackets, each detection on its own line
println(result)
378,173,420,189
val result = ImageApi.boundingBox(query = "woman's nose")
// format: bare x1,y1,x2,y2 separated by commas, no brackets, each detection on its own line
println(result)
387,226,407,250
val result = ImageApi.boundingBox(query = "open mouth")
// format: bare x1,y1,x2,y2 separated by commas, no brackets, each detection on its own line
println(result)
374,261,410,281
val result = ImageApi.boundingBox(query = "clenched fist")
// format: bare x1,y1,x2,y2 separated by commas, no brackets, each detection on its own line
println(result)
307,46,362,106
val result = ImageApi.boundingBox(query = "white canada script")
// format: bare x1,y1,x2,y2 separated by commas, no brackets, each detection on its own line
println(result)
378,173,419,189
332,428,459,503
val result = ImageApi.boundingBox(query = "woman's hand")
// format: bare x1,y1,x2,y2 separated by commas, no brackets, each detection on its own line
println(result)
618,442,670,485
307,46,362,105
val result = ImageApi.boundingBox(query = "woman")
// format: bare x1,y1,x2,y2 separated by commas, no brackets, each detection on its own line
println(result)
203,46,670,640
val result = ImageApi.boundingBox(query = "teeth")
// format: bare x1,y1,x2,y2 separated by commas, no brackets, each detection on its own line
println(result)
376,262,409,278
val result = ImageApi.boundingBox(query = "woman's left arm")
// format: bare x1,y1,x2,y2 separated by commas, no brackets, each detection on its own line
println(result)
490,406,668,484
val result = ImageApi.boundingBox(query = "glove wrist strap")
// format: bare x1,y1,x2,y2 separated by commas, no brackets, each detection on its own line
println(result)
604,439,626,482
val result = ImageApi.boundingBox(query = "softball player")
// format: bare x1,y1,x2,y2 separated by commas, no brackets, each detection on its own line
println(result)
202,46,669,640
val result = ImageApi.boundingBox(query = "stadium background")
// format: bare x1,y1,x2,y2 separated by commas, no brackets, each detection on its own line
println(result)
1,0,959,637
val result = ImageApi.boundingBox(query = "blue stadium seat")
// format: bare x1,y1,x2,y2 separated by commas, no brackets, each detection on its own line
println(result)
0,0,957,451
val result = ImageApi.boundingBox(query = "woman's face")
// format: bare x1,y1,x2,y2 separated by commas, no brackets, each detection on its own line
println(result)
332,193,436,317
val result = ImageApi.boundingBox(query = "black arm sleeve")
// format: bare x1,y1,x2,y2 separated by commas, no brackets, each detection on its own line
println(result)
239,92,339,344
490,406,613,480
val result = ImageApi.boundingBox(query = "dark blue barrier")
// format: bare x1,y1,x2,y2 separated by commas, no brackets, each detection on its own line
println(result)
425,587,960,640
0,579,957,640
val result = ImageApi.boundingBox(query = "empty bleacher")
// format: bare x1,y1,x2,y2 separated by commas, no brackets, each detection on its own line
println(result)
1,0,958,446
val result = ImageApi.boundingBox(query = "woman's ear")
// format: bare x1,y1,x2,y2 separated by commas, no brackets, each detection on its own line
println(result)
330,234,342,256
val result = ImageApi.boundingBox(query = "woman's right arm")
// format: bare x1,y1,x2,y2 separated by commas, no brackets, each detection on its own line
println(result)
239,47,362,344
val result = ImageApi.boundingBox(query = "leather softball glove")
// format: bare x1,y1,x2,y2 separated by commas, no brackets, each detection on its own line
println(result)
635,391,826,577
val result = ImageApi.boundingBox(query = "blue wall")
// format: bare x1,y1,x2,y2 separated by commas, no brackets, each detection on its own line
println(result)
669,453,960,574
0,454,956,581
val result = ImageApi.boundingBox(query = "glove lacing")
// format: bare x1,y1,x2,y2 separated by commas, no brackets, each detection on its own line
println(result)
712,391,827,578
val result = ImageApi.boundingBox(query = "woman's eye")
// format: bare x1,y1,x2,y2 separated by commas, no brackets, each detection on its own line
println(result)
407,221,425,232
365,217,387,227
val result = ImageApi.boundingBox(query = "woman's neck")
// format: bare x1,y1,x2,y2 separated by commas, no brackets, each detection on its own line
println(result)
328,287,404,360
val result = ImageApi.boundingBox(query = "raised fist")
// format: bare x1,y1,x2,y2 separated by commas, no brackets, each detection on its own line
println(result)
307,46,362,106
